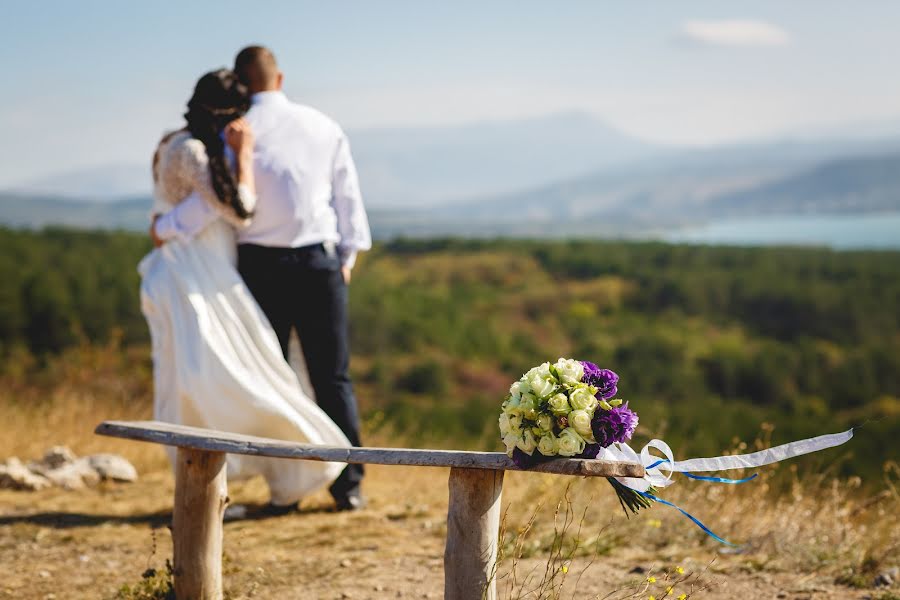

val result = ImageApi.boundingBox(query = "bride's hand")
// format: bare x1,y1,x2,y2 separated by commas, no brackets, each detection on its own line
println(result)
150,215,164,247
224,118,254,158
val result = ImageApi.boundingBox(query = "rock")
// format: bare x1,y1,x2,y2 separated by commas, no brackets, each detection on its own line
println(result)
87,454,138,482
224,504,248,522
41,446,77,469
340,558,352,568
0,458,52,491
39,458,101,490
874,567,899,587
373,584,385,592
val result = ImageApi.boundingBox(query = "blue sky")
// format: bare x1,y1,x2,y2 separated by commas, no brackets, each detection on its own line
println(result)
2,1,900,185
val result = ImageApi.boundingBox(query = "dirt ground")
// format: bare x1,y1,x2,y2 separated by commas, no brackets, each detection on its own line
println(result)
0,458,888,600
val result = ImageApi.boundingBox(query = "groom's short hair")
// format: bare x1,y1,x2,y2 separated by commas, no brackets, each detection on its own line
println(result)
234,46,279,92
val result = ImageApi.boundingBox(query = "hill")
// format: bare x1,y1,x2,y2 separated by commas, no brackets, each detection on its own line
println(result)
711,152,900,216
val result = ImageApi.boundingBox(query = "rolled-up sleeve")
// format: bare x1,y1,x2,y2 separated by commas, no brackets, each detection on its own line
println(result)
331,131,371,269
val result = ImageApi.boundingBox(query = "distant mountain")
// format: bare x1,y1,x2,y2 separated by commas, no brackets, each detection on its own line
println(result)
710,153,900,216
9,165,152,202
4,116,900,238
4,150,900,238
350,111,662,207
9,112,900,213
3,112,662,208
423,141,900,230
0,193,149,230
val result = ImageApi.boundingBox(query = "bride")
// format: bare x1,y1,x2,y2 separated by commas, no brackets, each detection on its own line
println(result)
139,68,350,511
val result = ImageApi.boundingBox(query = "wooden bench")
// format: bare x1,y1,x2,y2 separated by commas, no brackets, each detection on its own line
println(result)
95,420,644,600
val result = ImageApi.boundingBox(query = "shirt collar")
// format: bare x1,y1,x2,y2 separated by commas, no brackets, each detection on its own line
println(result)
250,90,287,106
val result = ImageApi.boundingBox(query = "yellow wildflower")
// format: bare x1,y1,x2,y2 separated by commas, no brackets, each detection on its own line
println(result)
678,595,687,600
648,596,656,600
561,564,569,574
647,576,657,583
675,566,685,575
666,587,674,595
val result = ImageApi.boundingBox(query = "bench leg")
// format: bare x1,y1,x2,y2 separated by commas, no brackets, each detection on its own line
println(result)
172,448,227,600
444,467,504,600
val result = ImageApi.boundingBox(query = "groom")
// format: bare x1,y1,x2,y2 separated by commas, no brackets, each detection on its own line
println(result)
233,46,371,511
153,45,371,511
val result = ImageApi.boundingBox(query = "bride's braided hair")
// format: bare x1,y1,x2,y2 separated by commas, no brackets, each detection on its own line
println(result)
184,69,253,219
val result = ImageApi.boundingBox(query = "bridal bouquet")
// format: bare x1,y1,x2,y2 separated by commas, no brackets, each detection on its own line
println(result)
500,358,653,514
500,358,857,541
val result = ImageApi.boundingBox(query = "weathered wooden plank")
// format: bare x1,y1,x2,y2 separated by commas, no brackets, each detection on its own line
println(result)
95,420,645,478
172,448,227,600
444,468,503,600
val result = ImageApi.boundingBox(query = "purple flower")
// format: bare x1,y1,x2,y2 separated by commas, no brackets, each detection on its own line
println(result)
511,447,551,469
591,403,639,448
580,361,618,400
511,447,534,468
578,443,601,459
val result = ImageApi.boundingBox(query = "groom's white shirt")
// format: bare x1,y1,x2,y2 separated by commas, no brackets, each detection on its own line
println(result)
155,91,371,268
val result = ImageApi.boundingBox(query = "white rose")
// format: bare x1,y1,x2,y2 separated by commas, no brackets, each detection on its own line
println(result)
528,374,556,399
536,413,554,432
503,433,519,456
547,393,571,416
569,386,598,412
499,413,511,436
537,433,559,456
516,430,538,455
509,381,525,400
507,413,523,432
554,358,584,385
557,428,586,457
527,362,554,382
504,394,522,416
568,409,594,438
518,394,536,412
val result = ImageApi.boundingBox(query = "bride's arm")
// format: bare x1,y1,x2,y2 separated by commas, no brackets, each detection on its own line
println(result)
152,120,256,244
152,191,218,244
225,118,255,204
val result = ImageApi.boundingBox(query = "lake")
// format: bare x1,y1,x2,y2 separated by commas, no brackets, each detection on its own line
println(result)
661,213,900,250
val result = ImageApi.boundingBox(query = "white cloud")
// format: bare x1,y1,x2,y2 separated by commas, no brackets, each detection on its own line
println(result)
680,19,790,47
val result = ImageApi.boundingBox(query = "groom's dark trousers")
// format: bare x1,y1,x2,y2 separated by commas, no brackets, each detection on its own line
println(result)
237,242,364,501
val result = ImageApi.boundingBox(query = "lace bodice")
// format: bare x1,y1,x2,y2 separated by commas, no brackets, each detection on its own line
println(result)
151,130,255,227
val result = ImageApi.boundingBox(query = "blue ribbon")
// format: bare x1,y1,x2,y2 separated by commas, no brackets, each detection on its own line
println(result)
684,473,758,484
638,457,756,545
637,491,739,547
645,458,759,484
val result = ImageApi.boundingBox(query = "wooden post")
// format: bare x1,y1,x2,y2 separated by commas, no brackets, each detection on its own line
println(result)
172,448,227,600
444,467,504,600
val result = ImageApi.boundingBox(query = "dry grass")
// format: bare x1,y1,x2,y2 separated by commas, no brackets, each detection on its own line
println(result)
1,345,898,598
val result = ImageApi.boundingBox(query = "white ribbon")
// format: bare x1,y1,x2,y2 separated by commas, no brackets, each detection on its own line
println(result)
599,429,854,491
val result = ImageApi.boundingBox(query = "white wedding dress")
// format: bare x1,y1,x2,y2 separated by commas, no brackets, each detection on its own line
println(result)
138,131,349,505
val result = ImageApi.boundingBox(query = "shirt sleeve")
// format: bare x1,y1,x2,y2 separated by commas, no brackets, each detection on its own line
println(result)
153,191,220,242
331,130,372,269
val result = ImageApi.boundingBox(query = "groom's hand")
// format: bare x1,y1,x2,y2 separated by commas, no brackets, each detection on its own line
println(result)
341,266,352,284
